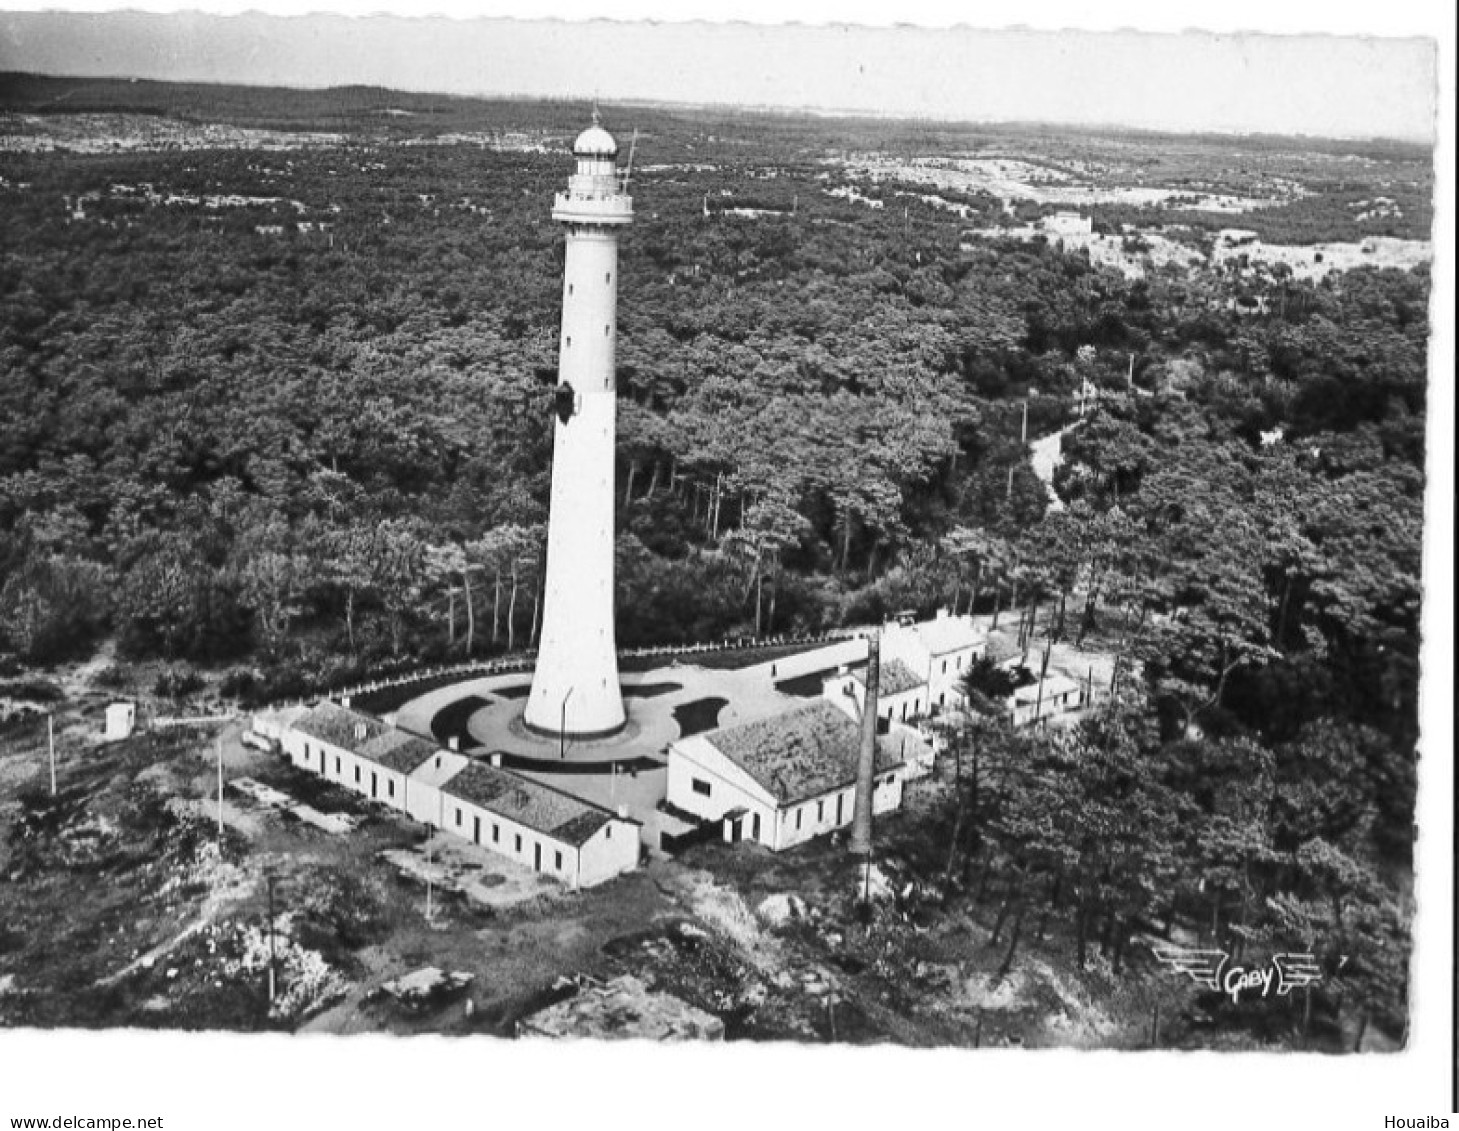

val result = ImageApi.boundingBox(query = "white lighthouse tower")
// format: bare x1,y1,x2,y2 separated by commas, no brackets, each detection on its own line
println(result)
524,111,633,739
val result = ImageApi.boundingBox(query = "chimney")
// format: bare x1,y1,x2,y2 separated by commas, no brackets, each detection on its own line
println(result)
850,630,879,860
936,607,950,620
616,805,629,820
447,735,460,752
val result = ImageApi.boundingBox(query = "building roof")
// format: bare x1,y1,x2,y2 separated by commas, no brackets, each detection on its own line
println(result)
409,748,470,787
699,699,903,806
358,728,440,774
293,700,437,774
986,638,1024,666
518,975,723,1041
294,700,390,750
442,762,620,847
1011,674,1085,704
911,615,985,657
853,658,924,698
259,704,309,730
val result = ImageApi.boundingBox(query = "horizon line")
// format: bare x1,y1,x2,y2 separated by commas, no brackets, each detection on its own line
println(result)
1,69,1436,148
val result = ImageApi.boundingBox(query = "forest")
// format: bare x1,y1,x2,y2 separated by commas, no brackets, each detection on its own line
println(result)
0,76,1432,1045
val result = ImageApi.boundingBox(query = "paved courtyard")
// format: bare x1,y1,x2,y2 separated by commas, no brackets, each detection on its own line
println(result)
389,642,869,847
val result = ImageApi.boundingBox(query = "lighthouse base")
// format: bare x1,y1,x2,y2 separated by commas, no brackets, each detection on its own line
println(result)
521,712,629,743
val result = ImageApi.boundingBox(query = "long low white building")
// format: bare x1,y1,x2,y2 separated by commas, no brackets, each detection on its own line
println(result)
283,702,438,810
441,761,640,888
667,699,906,852
261,700,640,889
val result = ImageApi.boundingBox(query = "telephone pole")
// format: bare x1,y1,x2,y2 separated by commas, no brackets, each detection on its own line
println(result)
47,713,56,796
850,631,881,908
216,736,224,840
265,869,278,1007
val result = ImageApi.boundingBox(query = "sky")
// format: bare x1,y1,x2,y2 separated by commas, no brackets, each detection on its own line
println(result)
0,4,1441,141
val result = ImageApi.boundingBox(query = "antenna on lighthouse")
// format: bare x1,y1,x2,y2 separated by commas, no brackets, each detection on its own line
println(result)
622,128,639,194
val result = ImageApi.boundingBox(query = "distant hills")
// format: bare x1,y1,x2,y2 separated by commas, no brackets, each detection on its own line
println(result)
0,72,1431,163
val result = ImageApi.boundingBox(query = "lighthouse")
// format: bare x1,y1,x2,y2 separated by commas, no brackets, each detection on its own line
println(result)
524,111,633,739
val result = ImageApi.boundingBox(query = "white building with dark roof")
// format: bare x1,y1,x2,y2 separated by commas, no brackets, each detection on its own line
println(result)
1008,673,1088,727
282,700,437,809
821,657,929,727
404,746,472,827
666,699,905,852
880,609,986,713
261,700,639,888
441,762,639,888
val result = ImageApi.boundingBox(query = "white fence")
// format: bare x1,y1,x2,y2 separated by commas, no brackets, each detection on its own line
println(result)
269,631,865,713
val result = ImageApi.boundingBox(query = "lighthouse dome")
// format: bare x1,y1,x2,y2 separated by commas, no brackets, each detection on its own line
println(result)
573,124,618,158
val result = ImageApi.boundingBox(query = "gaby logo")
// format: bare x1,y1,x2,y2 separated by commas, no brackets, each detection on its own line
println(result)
1151,945,1327,1003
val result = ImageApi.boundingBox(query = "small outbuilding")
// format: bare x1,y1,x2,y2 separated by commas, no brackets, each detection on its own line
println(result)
1009,673,1087,727
103,702,136,743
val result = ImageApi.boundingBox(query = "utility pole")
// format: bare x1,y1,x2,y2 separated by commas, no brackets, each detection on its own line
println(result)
426,792,444,923
1020,400,1028,445
850,631,880,910
47,712,56,796
216,736,224,840
265,869,278,1007
1031,635,1054,727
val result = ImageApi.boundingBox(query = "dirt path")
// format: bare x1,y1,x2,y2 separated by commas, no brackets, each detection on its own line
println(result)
57,637,117,699
94,843,255,988
1028,422,1081,513
95,913,212,988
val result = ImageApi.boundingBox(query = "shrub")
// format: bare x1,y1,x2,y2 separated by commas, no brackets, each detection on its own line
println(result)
94,664,134,691
153,667,205,699
0,678,65,703
218,668,261,702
